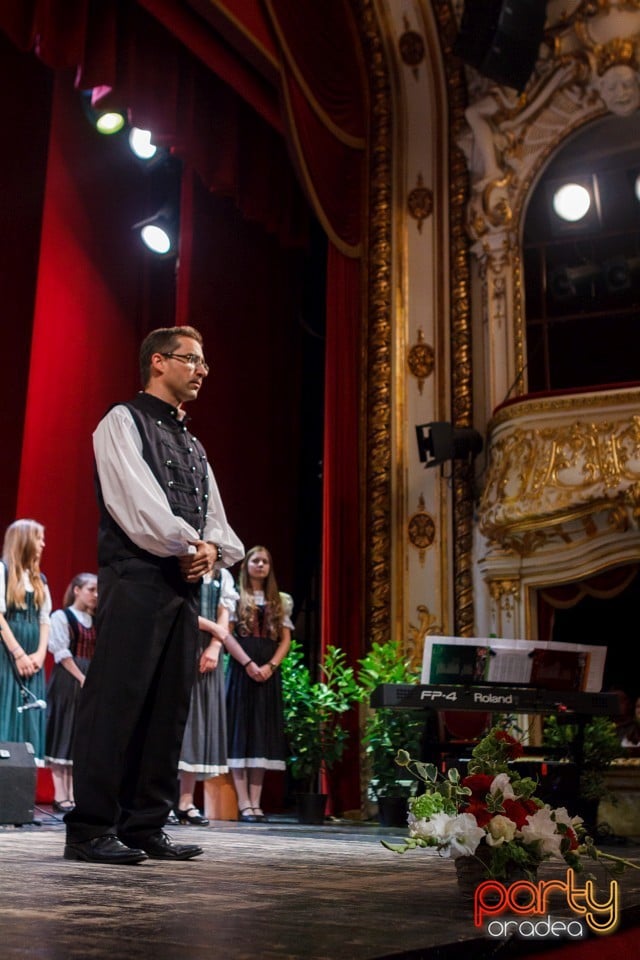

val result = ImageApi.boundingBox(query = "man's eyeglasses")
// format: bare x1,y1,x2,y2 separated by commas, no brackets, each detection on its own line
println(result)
160,352,209,374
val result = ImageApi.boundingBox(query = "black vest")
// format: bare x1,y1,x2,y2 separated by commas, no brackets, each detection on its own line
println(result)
96,393,209,566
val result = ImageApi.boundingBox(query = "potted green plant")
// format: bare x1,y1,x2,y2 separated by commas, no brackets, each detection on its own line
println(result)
542,714,622,831
280,637,362,822
358,640,424,826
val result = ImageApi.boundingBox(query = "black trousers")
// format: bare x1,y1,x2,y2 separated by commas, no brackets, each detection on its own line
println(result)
65,557,199,843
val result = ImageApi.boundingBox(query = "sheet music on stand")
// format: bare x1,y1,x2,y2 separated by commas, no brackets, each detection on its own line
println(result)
421,636,607,693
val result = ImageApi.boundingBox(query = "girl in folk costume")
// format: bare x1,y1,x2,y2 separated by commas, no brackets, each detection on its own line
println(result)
224,546,293,822
0,519,52,761
172,567,239,825
44,573,98,812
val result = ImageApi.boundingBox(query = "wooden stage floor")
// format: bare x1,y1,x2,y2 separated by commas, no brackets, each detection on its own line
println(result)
1,809,639,960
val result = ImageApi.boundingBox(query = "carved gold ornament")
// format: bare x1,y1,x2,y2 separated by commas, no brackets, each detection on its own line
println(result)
407,329,435,394
407,173,433,233
399,15,425,80
407,603,443,672
408,495,436,565
479,403,640,554
488,578,520,623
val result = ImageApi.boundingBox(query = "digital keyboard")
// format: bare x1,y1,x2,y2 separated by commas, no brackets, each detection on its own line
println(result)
370,683,624,716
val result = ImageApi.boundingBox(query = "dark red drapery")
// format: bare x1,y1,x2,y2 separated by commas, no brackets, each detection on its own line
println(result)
1,0,369,812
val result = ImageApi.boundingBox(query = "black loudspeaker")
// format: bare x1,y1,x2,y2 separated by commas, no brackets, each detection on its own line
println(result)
454,1,548,92
0,742,36,824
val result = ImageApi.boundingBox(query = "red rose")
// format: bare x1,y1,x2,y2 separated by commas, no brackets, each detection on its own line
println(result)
462,773,493,798
464,799,493,827
502,798,532,828
494,731,524,759
566,828,579,851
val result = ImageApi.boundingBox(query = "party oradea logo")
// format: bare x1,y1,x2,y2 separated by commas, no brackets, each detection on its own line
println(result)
473,867,619,941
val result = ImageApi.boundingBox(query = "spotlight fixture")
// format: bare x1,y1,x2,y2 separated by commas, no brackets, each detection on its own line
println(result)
95,110,126,135
129,127,158,160
81,90,126,136
415,422,483,468
603,257,631,293
132,208,178,256
545,174,601,235
552,183,591,222
603,255,640,293
547,262,599,301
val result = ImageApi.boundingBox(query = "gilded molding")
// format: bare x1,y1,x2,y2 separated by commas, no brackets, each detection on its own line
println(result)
491,385,640,428
435,0,476,637
353,0,393,651
407,328,434,393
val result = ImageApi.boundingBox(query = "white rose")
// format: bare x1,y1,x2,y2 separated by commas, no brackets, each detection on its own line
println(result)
485,814,517,847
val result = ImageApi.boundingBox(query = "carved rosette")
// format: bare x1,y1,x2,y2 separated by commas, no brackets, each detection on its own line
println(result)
399,14,425,81
407,173,433,233
408,493,436,565
407,328,434,394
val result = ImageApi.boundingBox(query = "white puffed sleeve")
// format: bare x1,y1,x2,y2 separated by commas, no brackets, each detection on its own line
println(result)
280,591,294,630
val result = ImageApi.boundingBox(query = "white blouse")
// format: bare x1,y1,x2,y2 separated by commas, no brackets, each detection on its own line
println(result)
48,607,93,663
0,565,52,624
93,403,244,564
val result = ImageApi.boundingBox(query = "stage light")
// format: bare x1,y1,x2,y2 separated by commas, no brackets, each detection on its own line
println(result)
81,90,127,136
548,267,576,300
141,223,171,254
129,127,157,160
133,208,178,256
635,172,640,203
95,110,126,135
548,262,599,301
603,257,631,292
552,183,591,222
416,422,483,468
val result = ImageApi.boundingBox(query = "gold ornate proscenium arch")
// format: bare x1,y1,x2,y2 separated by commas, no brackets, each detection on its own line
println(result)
435,0,476,638
357,0,476,649
355,0,393,651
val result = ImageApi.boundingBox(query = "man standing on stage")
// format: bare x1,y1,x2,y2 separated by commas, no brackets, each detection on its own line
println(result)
65,326,244,864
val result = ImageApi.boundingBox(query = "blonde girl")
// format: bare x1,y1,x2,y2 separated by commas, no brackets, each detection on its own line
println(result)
0,519,52,760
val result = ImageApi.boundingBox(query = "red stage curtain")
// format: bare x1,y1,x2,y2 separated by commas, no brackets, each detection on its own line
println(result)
0,32,51,533
15,72,150,605
265,0,365,256
320,246,362,811
265,3,367,812
0,2,308,249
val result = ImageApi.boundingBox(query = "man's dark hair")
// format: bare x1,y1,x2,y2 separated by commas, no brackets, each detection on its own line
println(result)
139,325,203,386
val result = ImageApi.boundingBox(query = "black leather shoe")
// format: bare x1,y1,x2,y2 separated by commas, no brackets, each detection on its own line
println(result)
64,834,148,865
238,808,258,823
177,805,210,826
126,831,203,860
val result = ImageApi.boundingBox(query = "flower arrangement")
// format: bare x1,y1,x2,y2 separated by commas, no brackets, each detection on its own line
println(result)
384,726,637,883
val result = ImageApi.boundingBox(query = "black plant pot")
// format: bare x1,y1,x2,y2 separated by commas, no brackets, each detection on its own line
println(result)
377,795,409,827
295,792,328,824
